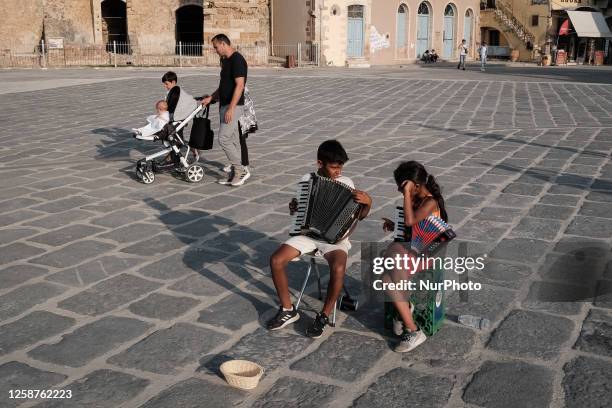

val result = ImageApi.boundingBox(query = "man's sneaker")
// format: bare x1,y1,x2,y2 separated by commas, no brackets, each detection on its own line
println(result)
223,164,232,173
218,167,235,185
267,306,300,330
230,167,250,187
392,302,415,336
394,329,426,353
306,312,330,338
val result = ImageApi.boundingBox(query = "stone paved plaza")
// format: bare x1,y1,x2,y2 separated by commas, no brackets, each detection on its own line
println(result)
1,64,611,408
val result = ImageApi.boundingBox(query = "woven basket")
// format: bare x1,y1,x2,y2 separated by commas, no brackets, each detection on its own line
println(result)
220,360,264,390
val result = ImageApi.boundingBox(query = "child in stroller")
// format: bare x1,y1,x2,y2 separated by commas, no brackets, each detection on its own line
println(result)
134,104,207,184
132,100,170,140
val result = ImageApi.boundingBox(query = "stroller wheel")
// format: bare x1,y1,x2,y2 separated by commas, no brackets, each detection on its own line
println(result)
186,164,204,183
141,171,155,184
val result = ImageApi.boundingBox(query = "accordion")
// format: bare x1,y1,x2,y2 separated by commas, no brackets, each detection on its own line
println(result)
290,174,363,244
393,206,456,254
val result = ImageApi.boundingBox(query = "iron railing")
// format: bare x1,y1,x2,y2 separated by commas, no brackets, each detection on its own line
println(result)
0,41,269,68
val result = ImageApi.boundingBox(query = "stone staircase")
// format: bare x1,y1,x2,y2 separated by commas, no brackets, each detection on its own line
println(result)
492,0,535,47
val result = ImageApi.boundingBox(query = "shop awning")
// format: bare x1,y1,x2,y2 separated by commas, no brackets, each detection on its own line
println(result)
566,11,612,38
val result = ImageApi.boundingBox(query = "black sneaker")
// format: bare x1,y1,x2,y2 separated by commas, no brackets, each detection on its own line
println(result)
306,312,329,338
267,306,300,331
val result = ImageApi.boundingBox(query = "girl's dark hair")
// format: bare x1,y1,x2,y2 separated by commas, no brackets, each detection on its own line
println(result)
161,71,177,83
317,140,349,164
393,161,448,222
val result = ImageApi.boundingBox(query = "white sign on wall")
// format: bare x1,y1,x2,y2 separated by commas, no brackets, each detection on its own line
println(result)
370,25,390,52
47,38,64,49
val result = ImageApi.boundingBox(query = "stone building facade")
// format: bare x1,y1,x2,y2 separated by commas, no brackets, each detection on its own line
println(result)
480,0,612,63
0,0,270,54
272,0,480,67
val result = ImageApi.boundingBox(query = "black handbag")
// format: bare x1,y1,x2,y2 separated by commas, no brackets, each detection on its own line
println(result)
189,107,214,150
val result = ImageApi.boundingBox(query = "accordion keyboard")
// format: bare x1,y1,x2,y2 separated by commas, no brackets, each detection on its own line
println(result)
393,206,407,241
290,181,311,236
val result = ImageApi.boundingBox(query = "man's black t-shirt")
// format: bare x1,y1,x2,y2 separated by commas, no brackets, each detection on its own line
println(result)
219,51,248,106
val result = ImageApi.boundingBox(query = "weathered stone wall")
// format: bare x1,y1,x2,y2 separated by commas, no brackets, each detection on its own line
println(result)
1,0,270,57
43,0,96,45
204,0,270,46
127,0,181,54
0,0,44,52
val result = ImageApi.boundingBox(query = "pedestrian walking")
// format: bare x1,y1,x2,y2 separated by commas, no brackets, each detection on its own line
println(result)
457,39,468,70
201,33,251,187
478,42,488,71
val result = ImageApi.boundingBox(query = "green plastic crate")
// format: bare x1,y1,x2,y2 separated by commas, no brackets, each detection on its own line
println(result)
384,265,445,337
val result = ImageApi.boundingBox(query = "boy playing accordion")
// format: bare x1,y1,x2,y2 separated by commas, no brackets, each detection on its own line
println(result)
381,161,449,353
267,140,372,338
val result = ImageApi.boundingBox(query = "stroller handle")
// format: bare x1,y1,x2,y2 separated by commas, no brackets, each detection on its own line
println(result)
173,104,205,134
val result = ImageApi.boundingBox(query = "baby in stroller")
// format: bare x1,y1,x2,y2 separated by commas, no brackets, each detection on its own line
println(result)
132,100,170,140
133,103,207,184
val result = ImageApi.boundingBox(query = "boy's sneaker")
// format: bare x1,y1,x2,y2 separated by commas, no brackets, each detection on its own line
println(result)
230,167,250,186
392,302,415,336
223,164,232,173
306,312,330,338
267,306,300,330
218,167,235,185
395,329,426,353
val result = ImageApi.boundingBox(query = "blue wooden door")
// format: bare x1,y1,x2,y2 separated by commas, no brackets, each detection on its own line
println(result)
416,15,429,58
443,16,455,58
397,6,407,49
464,12,473,51
347,6,364,58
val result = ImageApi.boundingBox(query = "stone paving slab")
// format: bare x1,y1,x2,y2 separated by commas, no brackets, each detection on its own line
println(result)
353,367,454,408
57,274,162,316
0,311,75,356
0,67,611,407
28,316,152,367
0,362,67,408
34,370,150,408
291,331,389,382
140,377,246,408
486,309,574,360
463,361,555,408
251,377,339,408
108,323,229,375
0,283,66,321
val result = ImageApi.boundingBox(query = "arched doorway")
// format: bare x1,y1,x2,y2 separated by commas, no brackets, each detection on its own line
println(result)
347,5,365,57
416,2,431,58
464,9,474,53
101,0,128,52
396,4,409,57
443,4,457,58
176,5,204,55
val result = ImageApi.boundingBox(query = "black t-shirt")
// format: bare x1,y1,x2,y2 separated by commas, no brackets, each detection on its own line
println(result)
219,51,247,106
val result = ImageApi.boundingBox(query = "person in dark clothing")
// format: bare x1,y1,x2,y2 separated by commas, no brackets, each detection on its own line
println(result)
162,71,180,121
160,71,197,161
201,34,251,186
430,49,438,62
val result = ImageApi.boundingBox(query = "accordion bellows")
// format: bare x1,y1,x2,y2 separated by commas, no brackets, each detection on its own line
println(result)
394,206,456,254
290,174,363,244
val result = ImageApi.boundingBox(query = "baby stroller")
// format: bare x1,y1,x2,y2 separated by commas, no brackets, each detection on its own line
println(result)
134,104,206,184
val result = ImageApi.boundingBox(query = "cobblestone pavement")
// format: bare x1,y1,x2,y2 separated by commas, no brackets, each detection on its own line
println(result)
0,65,611,408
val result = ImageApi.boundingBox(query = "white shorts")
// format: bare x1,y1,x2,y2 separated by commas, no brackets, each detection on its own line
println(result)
284,235,351,257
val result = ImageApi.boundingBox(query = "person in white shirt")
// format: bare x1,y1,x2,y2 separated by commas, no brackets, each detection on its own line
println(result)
133,100,170,140
479,42,488,71
457,39,468,70
266,140,372,339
